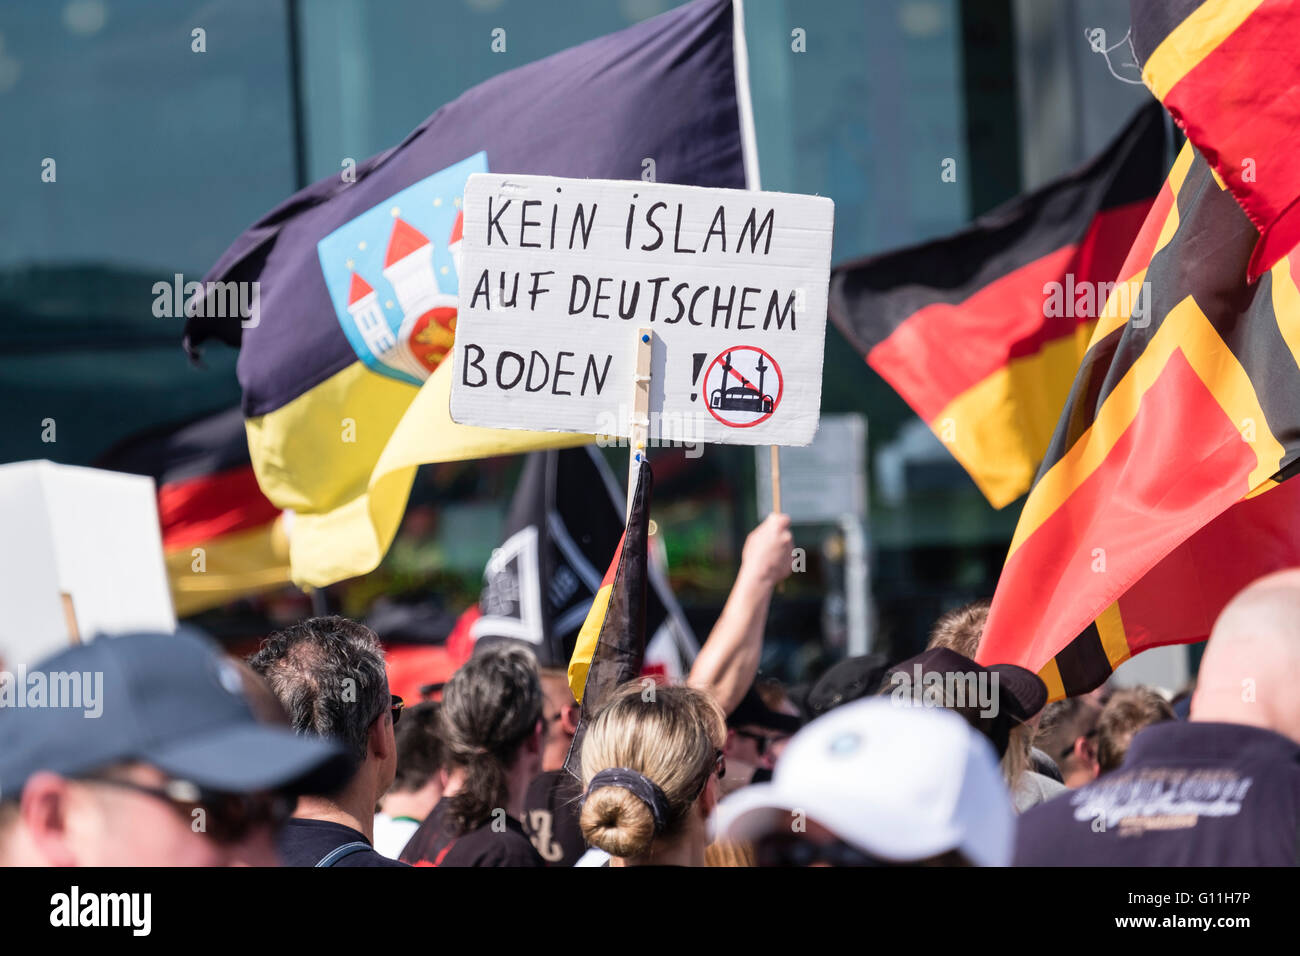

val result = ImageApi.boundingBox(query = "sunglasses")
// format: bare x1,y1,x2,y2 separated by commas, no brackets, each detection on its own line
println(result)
389,694,405,726
755,836,883,867
733,729,788,757
82,774,294,845
1058,728,1097,760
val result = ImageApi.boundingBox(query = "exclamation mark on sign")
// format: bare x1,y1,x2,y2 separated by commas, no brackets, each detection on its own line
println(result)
690,353,707,401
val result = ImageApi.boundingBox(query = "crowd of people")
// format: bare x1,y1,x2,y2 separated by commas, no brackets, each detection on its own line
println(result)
2,513,1298,867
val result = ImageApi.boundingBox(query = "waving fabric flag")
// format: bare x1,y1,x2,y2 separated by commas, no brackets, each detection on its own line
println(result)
828,103,1169,506
183,0,757,586
1132,0,1300,281
979,142,1300,700
563,460,653,776
472,446,697,676
95,407,290,616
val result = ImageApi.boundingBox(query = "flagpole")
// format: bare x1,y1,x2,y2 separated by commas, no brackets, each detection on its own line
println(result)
732,0,781,519
628,328,653,520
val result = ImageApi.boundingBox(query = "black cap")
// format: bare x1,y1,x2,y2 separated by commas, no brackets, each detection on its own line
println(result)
0,632,352,799
806,653,890,719
727,684,802,735
885,647,1047,722
883,647,1047,758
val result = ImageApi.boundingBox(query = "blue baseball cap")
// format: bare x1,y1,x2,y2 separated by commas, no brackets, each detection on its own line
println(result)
0,631,352,800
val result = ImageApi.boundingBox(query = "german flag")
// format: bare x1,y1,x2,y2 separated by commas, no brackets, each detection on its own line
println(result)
95,407,291,617
563,460,652,776
828,103,1170,506
1133,0,1300,281
978,141,1300,700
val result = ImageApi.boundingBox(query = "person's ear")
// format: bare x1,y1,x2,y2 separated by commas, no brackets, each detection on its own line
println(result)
20,772,80,867
370,710,395,762
1078,734,1100,775
529,718,545,754
560,703,580,738
723,727,739,757
698,773,720,818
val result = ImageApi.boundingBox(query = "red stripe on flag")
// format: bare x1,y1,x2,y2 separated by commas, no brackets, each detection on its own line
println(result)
158,465,280,550
979,353,1255,672
1116,476,1300,658
867,200,1152,420
599,531,626,590
1160,0,1300,279
1066,199,1154,301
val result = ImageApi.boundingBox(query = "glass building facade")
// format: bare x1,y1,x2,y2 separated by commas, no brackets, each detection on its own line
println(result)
0,0,1154,674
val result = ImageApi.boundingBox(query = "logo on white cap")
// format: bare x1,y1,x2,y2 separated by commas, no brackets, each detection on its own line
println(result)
215,660,244,697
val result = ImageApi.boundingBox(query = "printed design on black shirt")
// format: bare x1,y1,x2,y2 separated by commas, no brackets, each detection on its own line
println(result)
526,808,565,863
1069,768,1255,835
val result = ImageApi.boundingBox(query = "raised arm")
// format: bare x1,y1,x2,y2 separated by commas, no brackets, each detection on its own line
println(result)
687,513,794,715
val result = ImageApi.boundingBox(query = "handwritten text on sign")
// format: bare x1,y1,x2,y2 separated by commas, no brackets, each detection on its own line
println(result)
449,174,834,446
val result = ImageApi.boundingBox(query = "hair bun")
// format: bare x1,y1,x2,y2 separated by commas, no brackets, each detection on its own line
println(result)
579,785,657,858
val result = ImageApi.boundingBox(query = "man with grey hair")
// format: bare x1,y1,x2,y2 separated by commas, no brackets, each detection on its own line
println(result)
249,615,408,867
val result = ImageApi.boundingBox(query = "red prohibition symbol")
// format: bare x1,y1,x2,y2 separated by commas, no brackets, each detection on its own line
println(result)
703,345,783,428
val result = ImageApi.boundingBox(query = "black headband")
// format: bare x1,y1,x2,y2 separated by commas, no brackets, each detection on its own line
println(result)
585,767,671,834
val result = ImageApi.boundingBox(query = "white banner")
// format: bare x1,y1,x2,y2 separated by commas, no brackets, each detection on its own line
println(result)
450,173,834,446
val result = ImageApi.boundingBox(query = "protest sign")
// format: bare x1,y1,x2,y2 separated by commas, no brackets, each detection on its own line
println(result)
0,462,175,668
450,174,834,447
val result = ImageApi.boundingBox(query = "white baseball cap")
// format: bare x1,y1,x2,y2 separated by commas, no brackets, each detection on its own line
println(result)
710,696,1015,866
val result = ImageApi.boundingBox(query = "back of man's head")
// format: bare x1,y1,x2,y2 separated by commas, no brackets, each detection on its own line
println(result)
1193,569,1300,743
1035,696,1103,783
248,616,389,772
1096,687,1175,774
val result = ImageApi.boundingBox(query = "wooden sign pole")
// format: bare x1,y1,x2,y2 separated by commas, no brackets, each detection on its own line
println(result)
769,445,782,514
627,328,654,520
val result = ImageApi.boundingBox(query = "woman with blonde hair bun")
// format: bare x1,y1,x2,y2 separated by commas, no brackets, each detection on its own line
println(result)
579,681,727,866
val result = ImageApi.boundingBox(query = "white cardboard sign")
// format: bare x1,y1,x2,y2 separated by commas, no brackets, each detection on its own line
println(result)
0,461,176,668
449,174,834,446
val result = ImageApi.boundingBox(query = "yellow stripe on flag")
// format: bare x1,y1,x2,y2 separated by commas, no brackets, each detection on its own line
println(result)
1269,252,1300,371
1038,657,1067,705
1094,600,1130,671
166,515,292,617
1141,0,1265,99
930,326,1095,507
568,582,613,704
248,357,591,587
1009,296,1286,557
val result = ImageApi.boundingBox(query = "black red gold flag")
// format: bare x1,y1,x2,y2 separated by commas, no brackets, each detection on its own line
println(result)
95,407,289,616
1132,0,1300,281
562,460,652,777
979,142,1300,699
471,446,695,675
828,103,1169,506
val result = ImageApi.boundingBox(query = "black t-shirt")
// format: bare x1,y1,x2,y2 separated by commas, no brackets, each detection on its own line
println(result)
277,818,410,867
1015,721,1300,866
522,769,588,866
400,798,545,867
